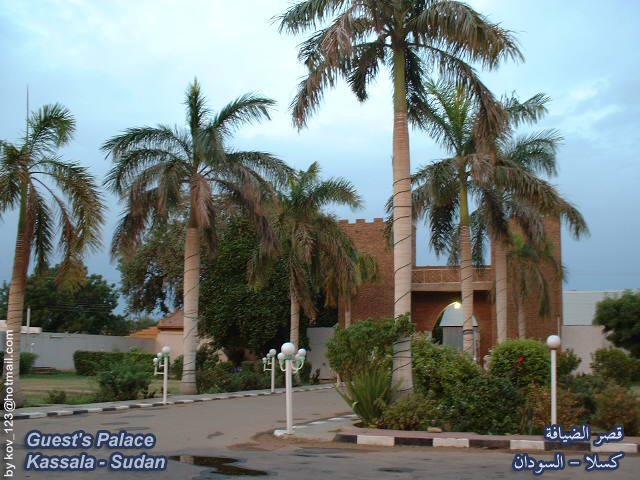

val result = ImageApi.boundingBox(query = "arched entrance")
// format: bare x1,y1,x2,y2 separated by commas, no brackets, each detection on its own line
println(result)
412,290,494,359
432,301,479,355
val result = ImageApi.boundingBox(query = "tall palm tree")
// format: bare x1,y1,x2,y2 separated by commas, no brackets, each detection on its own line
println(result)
412,81,586,356
278,0,521,392
251,162,362,346
103,80,291,394
0,104,104,405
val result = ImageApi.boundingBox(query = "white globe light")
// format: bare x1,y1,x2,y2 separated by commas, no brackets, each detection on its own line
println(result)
546,335,561,350
153,358,159,364
297,348,307,357
156,352,163,359
269,348,277,357
162,346,171,355
277,352,285,361
281,342,296,356
262,357,267,363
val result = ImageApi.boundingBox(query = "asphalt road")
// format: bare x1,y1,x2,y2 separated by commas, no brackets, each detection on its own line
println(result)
8,389,640,479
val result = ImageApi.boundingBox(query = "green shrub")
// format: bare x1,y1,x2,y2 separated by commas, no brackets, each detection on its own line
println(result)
382,394,442,431
196,359,278,393
327,315,414,381
441,373,523,434
412,335,479,399
562,374,610,415
171,355,183,380
489,339,549,389
95,361,151,401
46,390,67,404
558,349,581,379
298,360,312,385
592,384,640,436
20,352,37,374
1,351,38,375
73,350,155,376
591,348,640,386
338,364,398,428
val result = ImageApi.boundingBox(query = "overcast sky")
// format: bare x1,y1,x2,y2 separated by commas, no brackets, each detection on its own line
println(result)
1,0,638,295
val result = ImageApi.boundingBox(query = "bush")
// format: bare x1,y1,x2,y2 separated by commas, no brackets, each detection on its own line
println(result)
591,348,640,386
95,361,151,401
489,339,549,389
338,364,397,428
46,390,67,404
441,373,523,435
171,355,183,380
196,359,278,393
327,315,414,381
412,335,479,399
1,351,38,375
592,384,640,436
558,349,581,379
20,352,37,375
562,374,610,416
73,350,155,376
382,394,442,431
520,383,588,435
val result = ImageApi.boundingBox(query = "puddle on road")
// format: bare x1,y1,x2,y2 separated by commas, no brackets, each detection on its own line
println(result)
168,455,268,476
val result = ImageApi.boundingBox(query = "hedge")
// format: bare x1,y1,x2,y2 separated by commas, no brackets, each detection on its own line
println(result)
0,351,38,375
73,350,155,376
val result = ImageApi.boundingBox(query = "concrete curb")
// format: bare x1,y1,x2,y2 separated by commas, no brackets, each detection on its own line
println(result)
334,429,640,453
13,384,335,420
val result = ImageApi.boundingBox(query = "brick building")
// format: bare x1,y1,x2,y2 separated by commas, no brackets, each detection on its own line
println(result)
337,217,563,359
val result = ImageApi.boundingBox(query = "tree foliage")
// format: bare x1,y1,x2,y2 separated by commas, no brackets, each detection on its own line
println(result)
0,265,127,335
200,216,291,355
594,291,640,358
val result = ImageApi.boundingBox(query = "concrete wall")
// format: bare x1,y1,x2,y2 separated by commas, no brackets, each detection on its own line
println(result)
561,325,612,374
307,327,336,380
0,332,155,371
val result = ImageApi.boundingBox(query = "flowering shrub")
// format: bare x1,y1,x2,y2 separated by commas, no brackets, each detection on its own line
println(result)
489,339,549,389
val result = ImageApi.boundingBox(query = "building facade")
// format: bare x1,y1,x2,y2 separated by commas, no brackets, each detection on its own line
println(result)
337,217,563,359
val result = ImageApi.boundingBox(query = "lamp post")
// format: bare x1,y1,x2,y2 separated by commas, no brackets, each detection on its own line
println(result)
153,345,171,404
262,348,277,393
546,335,561,425
277,342,306,435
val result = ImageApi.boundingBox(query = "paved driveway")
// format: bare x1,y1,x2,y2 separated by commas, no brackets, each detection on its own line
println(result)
10,389,640,479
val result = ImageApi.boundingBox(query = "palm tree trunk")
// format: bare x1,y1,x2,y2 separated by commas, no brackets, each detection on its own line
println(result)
344,296,351,328
459,173,475,358
495,239,508,343
290,287,300,347
5,193,30,407
390,46,413,395
180,226,200,395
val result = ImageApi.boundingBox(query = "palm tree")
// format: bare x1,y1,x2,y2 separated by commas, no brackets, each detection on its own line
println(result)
278,0,521,392
324,249,378,328
507,234,564,338
251,162,362,346
0,104,104,405
103,80,291,394
412,81,586,356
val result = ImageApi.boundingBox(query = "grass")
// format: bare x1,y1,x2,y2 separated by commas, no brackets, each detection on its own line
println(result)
21,372,181,407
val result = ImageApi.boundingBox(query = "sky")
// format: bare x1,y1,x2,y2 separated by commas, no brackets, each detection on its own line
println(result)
0,0,639,297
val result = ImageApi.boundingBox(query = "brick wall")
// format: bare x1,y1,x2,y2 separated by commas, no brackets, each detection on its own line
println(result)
338,216,563,353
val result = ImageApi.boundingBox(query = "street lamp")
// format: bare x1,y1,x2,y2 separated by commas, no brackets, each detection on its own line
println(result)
153,345,171,404
277,342,306,435
262,348,277,393
546,335,561,425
